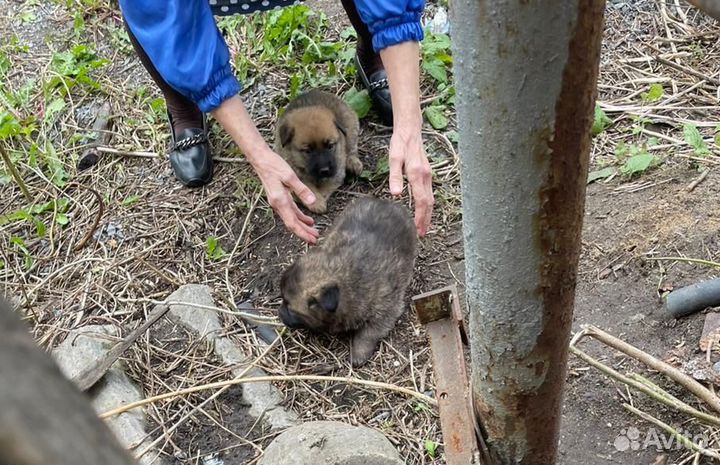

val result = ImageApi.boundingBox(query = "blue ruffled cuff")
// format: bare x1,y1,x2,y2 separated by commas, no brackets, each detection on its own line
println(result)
193,65,242,113
370,12,424,52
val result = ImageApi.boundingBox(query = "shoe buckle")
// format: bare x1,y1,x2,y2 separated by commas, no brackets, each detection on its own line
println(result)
369,77,389,91
171,133,208,152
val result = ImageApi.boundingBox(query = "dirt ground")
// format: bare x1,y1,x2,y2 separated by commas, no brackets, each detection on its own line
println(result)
1,0,720,464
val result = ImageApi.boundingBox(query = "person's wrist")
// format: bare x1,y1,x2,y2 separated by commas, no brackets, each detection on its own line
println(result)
393,117,423,146
244,144,275,169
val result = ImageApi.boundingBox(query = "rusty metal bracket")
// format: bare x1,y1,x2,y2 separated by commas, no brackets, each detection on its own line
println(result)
412,284,493,465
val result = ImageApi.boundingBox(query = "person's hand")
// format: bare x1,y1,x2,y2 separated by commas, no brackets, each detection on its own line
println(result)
388,130,434,236
211,95,319,243
251,148,320,244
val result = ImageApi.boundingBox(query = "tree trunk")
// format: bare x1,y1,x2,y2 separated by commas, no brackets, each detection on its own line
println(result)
0,299,138,465
451,2,606,464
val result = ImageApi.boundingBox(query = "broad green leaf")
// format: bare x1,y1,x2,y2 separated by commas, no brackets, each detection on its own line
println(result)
55,213,69,226
715,125,720,147
44,98,66,124
421,33,451,55
374,157,390,178
344,88,372,119
621,153,655,176
587,167,615,184
0,113,21,139
592,104,611,135
424,105,448,130
683,124,709,156
640,83,664,102
31,216,44,236
446,130,459,144
422,57,448,84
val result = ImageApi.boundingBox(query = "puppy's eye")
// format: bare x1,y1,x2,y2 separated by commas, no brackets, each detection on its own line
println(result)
327,141,336,150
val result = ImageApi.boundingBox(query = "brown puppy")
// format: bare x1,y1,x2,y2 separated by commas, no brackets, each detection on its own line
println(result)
279,197,417,367
274,89,363,213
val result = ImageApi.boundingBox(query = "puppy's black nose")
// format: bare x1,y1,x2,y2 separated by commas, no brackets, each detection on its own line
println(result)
279,305,305,329
318,167,331,177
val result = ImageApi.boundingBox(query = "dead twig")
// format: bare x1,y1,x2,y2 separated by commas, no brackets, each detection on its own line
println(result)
649,45,720,85
624,404,720,460
101,374,437,419
578,325,720,414
569,344,720,426
687,169,709,192
73,304,170,391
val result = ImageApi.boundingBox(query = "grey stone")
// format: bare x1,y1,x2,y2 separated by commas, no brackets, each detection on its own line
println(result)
167,284,221,338
165,284,298,430
52,326,164,465
258,421,405,465
53,325,117,381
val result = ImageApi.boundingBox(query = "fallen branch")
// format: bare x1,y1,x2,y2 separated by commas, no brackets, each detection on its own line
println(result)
649,45,720,86
72,304,170,391
101,374,436,419
579,325,720,414
96,146,158,158
646,256,720,269
624,404,720,460
77,101,113,171
570,345,720,426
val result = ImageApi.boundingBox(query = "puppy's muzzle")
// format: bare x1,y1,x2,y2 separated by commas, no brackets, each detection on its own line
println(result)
279,305,306,329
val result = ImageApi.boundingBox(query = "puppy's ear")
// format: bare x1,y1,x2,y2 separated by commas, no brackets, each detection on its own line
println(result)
317,284,340,313
334,120,347,138
279,121,295,147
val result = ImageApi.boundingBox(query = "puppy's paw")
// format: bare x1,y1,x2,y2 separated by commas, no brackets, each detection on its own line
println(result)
307,197,328,214
347,156,364,176
350,335,380,367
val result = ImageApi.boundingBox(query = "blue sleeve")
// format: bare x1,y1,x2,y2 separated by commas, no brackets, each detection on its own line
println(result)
119,0,241,113
353,0,425,52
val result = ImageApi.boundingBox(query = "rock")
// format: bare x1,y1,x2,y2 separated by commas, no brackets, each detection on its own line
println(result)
52,325,164,465
258,421,405,465
167,284,221,338
53,325,116,381
165,284,298,430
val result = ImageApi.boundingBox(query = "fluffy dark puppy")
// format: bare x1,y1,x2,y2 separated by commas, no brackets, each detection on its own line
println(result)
279,197,417,366
274,89,363,213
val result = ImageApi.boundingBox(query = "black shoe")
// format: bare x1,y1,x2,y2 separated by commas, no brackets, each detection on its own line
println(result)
168,113,213,188
355,54,393,127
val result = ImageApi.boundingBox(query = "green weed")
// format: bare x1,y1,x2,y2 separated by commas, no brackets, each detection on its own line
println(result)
206,236,226,261
683,123,710,157
424,439,439,459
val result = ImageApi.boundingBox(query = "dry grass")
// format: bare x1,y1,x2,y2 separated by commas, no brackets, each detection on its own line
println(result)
1,0,719,464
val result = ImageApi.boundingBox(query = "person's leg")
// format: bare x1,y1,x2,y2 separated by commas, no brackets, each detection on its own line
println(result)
123,19,204,137
339,0,382,74
339,0,393,125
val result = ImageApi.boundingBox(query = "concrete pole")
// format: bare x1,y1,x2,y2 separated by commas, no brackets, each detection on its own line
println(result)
451,2,606,464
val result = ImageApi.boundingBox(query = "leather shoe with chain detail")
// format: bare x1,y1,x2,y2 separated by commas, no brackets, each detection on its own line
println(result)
355,54,393,127
168,113,213,188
